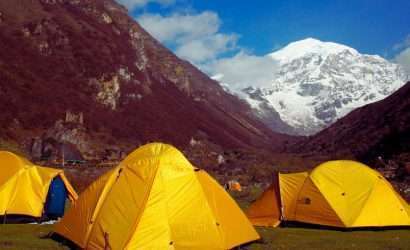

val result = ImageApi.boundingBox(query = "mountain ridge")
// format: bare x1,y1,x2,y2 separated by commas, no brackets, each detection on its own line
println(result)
290,81,410,160
0,0,288,160
221,38,408,135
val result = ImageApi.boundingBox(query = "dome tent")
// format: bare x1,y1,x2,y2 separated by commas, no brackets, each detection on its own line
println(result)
247,160,410,228
0,151,78,222
54,143,259,249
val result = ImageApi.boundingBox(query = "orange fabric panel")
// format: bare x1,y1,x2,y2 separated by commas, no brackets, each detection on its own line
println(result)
278,172,308,221
247,184,281,227
54,169,114,248
197,171,260,248
57,173,78,201
293,177,344,227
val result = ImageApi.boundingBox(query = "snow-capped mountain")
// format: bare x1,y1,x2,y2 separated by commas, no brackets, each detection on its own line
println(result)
224,38,409,135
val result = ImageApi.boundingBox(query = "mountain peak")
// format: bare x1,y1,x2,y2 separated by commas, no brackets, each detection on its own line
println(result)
227,39,408,135
270,38,358,62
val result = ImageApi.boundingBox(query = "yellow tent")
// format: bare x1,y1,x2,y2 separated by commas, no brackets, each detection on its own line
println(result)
0,151,78,220
248,160,410,228
54,143,259,249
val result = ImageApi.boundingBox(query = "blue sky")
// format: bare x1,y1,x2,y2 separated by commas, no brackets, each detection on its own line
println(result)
118,0,410,76
124,0,410,56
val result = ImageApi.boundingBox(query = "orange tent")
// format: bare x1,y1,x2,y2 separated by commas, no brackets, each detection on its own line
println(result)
55,143,259,249
247,161,410,228
0,151,77,220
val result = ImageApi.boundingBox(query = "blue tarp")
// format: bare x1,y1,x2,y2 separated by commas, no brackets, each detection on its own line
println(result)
44,177,67,218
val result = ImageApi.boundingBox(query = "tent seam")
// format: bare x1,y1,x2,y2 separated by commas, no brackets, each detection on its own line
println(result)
122,160,161,249
83,166,124,248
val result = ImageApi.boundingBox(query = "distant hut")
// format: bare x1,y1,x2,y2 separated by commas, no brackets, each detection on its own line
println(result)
59,143,85,165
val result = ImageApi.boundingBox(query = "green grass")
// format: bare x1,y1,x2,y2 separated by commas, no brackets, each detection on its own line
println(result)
0,224,68,250
235,186,410,250
0,187,408,249
249,227,410,250
0,224,408,250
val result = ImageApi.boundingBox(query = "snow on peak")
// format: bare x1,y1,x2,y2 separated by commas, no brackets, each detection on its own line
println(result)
219,38,408,135
270,38,358,63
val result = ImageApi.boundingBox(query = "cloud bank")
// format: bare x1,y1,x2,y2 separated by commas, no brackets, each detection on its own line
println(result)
393,35,410,76
395,48,410,75
137,10,279,91
204,51,278,91
138,11,238,65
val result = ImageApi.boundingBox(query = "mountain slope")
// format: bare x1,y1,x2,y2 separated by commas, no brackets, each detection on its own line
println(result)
291,81,410,160
0,0,287,160
224,38,408,135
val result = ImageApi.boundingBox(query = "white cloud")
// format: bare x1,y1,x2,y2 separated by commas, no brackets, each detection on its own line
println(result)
395,47,410,75
117,0,175,11
137,11,238,64
393,35,410,51
138,11,219,43
135,8,277,90
204,51,278,91
175,33,237,63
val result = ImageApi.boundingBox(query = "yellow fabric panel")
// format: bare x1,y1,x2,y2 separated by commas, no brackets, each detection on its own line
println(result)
197,171,260,248
352,178,410,227
125,170,171,249
162,169,223,250
245,160,410,228
398,195,410,219
310,161,382,226
57,173,78,201
87,165,158,250
3,167,52,217
54,169,115,248
0,151,27,184
0,151,78,218
247,184,281,227
129,169,224,250
88,143,191,249
293,177,344,227
122,143,193,175
56,143,258,250
278,172,308,221
0,175,19,215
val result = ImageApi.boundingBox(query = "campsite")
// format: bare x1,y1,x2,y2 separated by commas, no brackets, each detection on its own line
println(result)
0,144,409,249
0,0,410,249
0,196,410,249
0,183,409,250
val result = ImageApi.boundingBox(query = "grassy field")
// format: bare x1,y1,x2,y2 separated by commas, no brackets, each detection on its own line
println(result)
249,227,410,250
0,224,409,250
0,224,67,250
0,188,408,249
